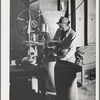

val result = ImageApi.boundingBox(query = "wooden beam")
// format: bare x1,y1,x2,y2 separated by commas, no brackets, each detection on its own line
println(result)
71,0,76,31
57,0,61,11
84,0,88,46
64,0,69,18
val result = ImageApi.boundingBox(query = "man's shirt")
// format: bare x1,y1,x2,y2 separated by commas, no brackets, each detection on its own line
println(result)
53,27,76,62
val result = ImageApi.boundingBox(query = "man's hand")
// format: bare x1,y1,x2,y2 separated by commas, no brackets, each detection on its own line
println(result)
57,49,69,60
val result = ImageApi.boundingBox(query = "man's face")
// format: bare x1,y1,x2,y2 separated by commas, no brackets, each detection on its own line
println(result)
59,24,69,32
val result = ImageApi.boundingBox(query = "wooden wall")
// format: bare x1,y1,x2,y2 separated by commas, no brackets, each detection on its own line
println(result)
88,0,96,44
76,0,85,46
76,0,96,46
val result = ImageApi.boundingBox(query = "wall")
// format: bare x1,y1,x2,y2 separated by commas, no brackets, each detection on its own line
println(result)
75,0,96,46
76,0,84,46
40,0,96,46
88,0,96,44
40,0,65,39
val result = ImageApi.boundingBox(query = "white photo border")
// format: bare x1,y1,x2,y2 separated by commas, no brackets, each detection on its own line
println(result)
1,0,99,100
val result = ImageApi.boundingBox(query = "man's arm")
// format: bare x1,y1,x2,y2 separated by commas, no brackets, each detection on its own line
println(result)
59,32,76,60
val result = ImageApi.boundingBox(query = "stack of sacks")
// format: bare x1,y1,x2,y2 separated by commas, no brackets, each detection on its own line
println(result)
75,44,96,65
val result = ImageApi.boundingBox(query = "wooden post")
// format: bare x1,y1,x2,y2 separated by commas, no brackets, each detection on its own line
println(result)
84,0,88,46
64,0,69,18
71,0,76,31
57,0,61,11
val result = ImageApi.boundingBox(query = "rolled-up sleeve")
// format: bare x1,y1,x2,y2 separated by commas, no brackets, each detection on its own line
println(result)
65,36,76,60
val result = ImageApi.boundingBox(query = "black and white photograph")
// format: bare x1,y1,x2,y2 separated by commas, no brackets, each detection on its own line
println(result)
1,0,99,100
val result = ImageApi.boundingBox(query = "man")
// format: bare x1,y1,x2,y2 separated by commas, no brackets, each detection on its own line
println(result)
53,16,79,100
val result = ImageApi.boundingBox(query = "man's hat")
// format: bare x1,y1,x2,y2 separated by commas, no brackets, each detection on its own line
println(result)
57,16,70,25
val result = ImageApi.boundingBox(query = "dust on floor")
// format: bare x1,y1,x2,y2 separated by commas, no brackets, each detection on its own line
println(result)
78,82,95,100
46,82,96,100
